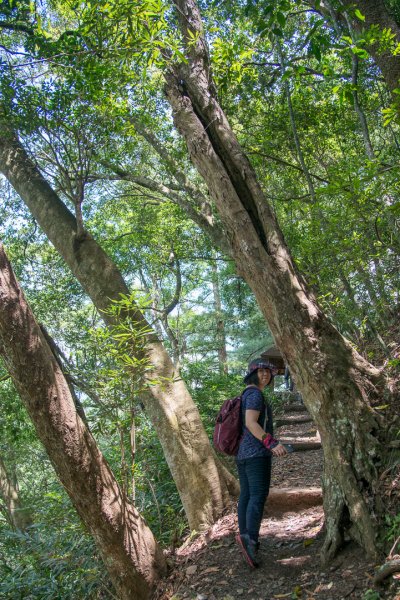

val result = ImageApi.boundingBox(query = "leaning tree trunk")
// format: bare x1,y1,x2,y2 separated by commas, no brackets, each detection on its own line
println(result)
0,453,32,531
0,244,166,600
0,125,238,532
163,0,388,562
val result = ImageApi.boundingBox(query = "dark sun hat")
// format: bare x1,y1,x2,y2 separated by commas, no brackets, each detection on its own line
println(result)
244,359,277,383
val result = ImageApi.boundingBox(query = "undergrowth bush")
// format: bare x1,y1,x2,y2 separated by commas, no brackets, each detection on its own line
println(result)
0,482,109,599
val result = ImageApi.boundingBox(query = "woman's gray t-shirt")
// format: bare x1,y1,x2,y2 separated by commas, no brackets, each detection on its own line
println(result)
236,387,274,460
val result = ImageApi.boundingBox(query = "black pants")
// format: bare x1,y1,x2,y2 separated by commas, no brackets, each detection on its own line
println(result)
236,456,272,542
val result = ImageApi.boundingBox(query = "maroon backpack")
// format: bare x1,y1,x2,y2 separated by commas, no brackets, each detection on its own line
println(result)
213,394,243,455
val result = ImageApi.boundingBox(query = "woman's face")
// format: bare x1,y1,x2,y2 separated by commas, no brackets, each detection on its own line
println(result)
257,368,272,387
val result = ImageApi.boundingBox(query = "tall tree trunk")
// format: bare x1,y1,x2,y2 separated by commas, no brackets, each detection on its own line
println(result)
0,126,238,531
0,453,32,531
164,0,388,562
211,258,228,375
0,243,166,600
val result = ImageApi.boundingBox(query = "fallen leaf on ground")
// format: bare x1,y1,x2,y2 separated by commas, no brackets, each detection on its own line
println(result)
202,566,220,573
313,581,334,593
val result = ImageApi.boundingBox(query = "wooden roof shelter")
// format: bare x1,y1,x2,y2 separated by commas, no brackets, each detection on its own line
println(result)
261,345,285,372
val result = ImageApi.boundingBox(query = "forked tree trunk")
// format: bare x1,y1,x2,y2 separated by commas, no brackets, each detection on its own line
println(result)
164,0,388,562
0,453,32,531
0,244,166,600
0,126,238,532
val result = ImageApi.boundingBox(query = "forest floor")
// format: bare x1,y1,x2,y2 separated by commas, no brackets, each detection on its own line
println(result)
152,407,400,600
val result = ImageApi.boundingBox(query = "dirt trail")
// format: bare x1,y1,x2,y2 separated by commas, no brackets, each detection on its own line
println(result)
153,403,399,600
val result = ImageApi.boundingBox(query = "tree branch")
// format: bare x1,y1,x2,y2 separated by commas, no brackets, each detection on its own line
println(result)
93,157,231,255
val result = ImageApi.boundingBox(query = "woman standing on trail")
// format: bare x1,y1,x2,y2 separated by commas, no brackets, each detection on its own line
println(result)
236,359,287,568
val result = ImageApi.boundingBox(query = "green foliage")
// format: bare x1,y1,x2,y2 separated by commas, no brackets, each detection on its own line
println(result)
263,384,289,415
384,511,400,549
0,447,111,599
132,418,187,542
383,91,400,126
0,522,107,600
386,0,400,25
186,369,244,437
0,379,35,446
362,590,381,600
1,0,400,590
94,292,153,377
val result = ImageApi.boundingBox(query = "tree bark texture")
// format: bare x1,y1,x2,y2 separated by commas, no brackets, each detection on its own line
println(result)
0,244,166,600
0,453,32,531
351,0,400,97
316,0,400,107
164,0,387,561
0,127,238,532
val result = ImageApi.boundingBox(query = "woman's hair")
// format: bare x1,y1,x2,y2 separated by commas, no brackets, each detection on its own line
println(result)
244,370,260,386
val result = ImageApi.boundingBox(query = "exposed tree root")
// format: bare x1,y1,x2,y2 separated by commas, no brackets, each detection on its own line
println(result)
374,558,400,584
266,487,323,513
280,437,322,451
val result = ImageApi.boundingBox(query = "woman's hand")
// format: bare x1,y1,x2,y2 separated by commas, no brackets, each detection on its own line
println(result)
271,443,288,457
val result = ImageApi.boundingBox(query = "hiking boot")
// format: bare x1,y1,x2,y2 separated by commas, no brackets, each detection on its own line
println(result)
235,534,259,568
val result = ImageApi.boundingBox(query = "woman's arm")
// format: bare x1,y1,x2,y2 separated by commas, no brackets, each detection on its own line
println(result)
245,410,287,457
245,409,267,440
